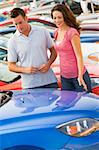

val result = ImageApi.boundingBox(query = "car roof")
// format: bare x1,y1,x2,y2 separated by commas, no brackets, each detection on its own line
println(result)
0,26,16,34
0,17,56,27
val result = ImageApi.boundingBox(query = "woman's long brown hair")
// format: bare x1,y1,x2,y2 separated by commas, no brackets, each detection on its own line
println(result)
51,4,81,33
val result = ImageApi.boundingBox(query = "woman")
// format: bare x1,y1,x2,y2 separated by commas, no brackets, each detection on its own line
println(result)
51,4,91,92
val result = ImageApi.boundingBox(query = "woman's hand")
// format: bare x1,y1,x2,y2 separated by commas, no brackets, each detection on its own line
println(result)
78,76,87,91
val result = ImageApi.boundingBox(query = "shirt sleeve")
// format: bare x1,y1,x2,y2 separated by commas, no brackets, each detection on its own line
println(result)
8,36,18,62
67,28,80,41
44,28,54,49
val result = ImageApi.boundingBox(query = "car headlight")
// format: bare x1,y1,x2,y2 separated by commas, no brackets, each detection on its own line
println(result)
56,118,99,137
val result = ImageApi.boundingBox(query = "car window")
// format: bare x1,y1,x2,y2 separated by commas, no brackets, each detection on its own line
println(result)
0,47,7,60
0,91,13,107
0,63,20,83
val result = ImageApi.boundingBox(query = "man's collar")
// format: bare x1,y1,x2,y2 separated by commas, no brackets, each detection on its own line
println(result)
15,26,38,37
16,30,22,37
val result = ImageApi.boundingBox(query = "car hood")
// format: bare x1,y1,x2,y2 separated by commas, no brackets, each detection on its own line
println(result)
0,89,99,121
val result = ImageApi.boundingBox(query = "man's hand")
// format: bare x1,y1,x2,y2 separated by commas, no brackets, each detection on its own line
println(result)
24,66,39,74
39,63,50,73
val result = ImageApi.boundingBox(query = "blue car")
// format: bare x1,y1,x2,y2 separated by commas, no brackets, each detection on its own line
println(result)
0,89,99,150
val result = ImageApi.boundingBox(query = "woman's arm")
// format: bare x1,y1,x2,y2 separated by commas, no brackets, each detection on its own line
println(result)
71,35,87,91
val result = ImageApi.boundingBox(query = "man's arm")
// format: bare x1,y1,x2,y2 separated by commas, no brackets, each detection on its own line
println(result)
48,46,57,66
39,46,57,73
8,62,38,74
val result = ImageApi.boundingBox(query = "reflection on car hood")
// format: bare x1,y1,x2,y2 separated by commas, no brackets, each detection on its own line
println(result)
0,89,99,121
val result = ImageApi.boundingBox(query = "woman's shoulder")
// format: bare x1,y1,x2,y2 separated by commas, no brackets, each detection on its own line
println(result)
67,27,79,40
68,27,79,35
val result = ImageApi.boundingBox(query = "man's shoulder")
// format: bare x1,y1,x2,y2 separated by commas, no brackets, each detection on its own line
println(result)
8,31,18,43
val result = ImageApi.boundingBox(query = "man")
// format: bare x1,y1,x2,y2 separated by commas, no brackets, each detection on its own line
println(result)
8,8,58,89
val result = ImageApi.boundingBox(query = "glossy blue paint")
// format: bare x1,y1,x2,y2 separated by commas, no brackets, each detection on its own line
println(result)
0,89,99,150
0,16,6,22
80,37,99,43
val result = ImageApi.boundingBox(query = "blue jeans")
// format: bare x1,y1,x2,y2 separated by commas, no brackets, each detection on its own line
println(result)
61,71,92,92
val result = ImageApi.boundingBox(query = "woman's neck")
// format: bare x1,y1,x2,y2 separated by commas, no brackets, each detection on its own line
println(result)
59,24,70,32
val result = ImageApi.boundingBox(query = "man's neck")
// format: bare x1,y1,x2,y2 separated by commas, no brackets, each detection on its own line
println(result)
23,24,31,37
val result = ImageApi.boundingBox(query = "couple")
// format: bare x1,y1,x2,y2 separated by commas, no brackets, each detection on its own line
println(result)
8,4,91,92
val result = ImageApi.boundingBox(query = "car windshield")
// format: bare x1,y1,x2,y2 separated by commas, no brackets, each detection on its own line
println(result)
0,47,7,59
0,63,20,83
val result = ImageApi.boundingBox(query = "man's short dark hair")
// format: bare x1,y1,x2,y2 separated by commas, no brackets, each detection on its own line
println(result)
10,8,26,18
